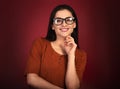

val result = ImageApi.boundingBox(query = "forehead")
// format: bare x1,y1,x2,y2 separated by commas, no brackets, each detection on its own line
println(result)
55,9,73,18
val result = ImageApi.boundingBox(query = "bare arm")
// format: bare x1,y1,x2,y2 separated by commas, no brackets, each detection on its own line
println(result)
64,36,80,89
65,55,80,89
27,73,63,89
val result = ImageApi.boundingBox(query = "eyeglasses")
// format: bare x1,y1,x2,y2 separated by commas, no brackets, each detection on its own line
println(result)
53,17,75,25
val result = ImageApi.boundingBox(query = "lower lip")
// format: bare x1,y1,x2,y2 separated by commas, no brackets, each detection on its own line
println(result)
60,29,69,32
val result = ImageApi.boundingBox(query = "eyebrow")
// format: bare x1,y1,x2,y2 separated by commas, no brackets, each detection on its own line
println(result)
54,16,73,19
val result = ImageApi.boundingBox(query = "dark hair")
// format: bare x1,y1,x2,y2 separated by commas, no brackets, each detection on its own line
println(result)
45,4,79,48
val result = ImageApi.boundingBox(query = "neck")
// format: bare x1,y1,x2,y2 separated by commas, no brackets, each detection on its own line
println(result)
54,37,65,46
51,37,66,55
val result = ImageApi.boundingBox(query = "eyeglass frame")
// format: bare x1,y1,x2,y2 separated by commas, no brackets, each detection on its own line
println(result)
53,17,75,25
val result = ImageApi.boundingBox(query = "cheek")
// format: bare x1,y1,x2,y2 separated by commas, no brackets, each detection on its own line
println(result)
68,27,74,33
53,26,61,31
69,25,75,29
52,24,59,30
54,27,59,31
72,23,76,28
70,29,74,33
53,27,60,33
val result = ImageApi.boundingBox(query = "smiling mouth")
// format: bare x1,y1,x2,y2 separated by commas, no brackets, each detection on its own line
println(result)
60,28,69,32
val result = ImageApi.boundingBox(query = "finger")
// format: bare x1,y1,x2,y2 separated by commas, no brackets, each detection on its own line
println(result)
65,39,72,43
67,41,73,46
65,36,74,41
65,38,74,44
65,36,72,40
65,41,75,47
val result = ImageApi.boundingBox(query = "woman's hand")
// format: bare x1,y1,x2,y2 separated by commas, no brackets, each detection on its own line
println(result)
64,36,80,89
64,36,77,56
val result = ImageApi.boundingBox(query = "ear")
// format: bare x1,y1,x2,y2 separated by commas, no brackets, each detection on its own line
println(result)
52,25,55,30
73,22,76,28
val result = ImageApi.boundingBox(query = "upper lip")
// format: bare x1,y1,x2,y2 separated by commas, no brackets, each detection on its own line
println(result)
60,28,69,32
60,28,69,30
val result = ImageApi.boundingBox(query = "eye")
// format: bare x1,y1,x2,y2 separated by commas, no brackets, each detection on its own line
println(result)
54,18,62,24
56,19,62,23
65,17,75,24
66,17,74,22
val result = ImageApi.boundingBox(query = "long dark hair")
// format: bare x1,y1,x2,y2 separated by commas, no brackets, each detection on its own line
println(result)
45,4,79,48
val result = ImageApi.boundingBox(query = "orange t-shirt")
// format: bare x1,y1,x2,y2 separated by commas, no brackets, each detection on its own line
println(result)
25,37,87,88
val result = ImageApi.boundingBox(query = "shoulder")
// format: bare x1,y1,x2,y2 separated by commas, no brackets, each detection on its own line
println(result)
30,37,49,50
76,48,87,58
32,37,49,45
75,48,87,63
75,49,87,81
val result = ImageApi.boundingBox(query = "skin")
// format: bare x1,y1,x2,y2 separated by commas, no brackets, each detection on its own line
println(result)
27,9,80,89
52,9,80,89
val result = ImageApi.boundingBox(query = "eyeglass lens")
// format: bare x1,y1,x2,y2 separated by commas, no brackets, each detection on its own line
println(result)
53,17,74,25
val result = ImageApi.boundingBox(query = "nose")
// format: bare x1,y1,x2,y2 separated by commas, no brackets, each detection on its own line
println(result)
62,20,67,26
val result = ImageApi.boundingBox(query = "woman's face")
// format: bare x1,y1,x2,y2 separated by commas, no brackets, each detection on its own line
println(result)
52,9,76,39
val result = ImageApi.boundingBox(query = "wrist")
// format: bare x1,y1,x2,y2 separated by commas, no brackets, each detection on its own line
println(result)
68,55,75,63
68,54,75,58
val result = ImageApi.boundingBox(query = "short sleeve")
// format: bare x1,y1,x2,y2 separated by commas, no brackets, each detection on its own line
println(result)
24,38,43,76
75,49,87,82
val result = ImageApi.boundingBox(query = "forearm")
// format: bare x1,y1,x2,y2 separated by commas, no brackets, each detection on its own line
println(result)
65,55,80,89
27,73,63,89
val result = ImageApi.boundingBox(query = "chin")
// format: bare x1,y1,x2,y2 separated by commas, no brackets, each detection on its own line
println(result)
61,34,70,38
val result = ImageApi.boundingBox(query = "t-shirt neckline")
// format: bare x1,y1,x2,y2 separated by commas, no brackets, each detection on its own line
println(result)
48,41,67,56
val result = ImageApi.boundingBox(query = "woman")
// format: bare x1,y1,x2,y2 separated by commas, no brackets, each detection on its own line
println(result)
25,4,87,89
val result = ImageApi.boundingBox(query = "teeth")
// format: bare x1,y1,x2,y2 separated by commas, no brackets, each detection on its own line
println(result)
61,28,68,32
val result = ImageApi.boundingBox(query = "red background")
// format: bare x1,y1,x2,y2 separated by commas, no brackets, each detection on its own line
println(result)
0,0,119,89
